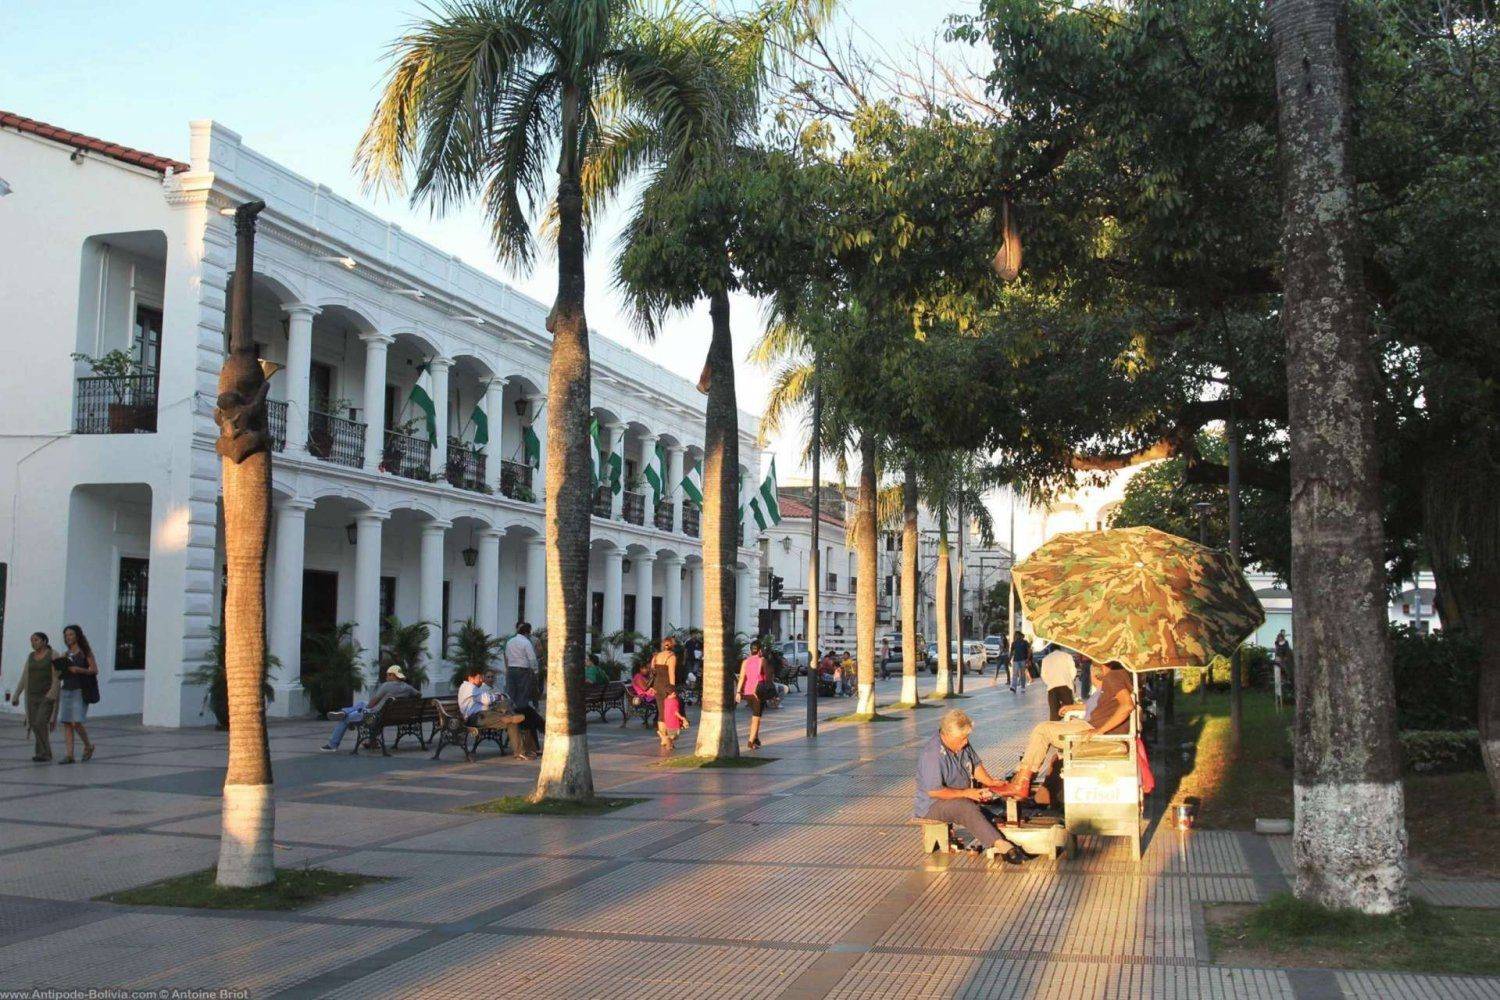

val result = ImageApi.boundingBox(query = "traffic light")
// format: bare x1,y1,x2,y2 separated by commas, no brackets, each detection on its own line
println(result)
769,573,784,603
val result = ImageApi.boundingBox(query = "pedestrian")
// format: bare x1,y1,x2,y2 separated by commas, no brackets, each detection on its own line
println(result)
652,635,688,751
7,632,60,762
1008,630,1031,694
503,621,540,710
1273,629,1293,708
736,640,775,750
56,624,98,763
1039,648,1078,721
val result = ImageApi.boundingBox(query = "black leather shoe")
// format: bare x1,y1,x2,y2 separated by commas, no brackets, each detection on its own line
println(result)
1003,846,1035,864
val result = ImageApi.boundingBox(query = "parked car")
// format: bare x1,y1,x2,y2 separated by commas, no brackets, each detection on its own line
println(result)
983,634,1007,662
880,634,930,678
778,640,810,675
925,641,987,674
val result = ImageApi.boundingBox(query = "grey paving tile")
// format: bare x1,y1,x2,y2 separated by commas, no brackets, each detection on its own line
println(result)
1335,969,1500,999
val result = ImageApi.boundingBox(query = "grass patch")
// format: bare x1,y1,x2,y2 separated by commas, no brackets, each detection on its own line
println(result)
1404,770,1500,878
927,692,971,700
1207,894,1500,976
100,867,378,911
658,754,777,769
829,711,899,723
886,701,940,710
458,795,647,816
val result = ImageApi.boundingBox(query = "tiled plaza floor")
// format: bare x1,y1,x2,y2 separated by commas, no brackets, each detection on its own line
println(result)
0,675,1493,998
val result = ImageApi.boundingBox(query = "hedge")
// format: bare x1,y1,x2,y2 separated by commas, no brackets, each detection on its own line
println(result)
1399,729,1483,775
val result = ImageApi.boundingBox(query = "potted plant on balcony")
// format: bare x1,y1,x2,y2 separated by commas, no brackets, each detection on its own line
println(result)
307,396,351,459
72,350,152,432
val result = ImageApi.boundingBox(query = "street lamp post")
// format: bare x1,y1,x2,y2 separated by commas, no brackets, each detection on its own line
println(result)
806,352,821,739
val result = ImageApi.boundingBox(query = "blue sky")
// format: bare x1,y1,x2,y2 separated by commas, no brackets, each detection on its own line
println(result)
6,0,977,476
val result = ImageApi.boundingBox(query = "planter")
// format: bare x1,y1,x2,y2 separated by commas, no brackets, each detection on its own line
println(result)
308,430,334,459
108,402,137,433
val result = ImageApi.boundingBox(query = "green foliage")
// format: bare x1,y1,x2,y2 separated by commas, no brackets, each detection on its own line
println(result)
459,796,647,816
379,615,431,691
1399,730,1483,775
99,867,381,911
1390,625,1480,731
300,623,364,717
447,620,504,689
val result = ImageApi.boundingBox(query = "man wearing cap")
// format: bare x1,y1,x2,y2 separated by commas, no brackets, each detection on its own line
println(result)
319,666,422,752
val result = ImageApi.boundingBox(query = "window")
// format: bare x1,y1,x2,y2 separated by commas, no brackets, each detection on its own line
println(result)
115,557,149,670
310,362,334,413
384,384,399,434
134,305,163,373
623,595,637,647
380,576,396,621
516,587,526,626
591,591,605,631
442,582,451,646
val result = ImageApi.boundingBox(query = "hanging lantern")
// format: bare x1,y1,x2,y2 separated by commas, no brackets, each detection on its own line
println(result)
992,197,1022,283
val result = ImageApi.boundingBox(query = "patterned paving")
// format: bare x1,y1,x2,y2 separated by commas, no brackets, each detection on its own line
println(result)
0,677,1493,998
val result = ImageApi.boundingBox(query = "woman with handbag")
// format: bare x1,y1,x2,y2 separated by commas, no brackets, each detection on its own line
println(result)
7,632,60,761
651,635,688,751
735,641,776,750
56,624,98,764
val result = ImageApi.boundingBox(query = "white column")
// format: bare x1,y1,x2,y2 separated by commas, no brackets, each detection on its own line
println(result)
686,560,703,629
524,535,547,626
607,421,626,520
483,376,507,493
633,552,655,639
640,433,659,526
282,304,318,455
527,394,548,502
475,528,502,636
268,498,312,696
419,520,451,666
359,332,392,470
603,549,624,637
352,510,388,678
428,357,452,477
736,565,754,637
662,553,684,632
666,444,684,533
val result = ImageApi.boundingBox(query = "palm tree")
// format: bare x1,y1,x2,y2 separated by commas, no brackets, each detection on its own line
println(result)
213,200,276,887
380,615,432,691
914,451,995,700
358,0,724,799
851,431,880,715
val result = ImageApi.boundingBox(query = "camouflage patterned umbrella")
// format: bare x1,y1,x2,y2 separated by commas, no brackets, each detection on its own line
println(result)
1011,526,1264,672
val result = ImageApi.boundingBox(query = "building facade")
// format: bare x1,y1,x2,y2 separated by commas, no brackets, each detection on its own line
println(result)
0,112,762,726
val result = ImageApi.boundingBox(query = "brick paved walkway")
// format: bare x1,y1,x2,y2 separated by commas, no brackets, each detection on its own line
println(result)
0,677,1494,998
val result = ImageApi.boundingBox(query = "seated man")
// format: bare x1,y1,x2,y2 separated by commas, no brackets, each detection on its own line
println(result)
457,667,537,760
990,660,1136,799
320,665,420,751
914,710,1033,864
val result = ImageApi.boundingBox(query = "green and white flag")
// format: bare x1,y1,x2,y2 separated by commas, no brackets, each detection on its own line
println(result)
748,495,768,531
643,442,666,505
590,418,607,488
522,424,541,469
680,460,704,505
608,448,623,494
407,364,438,444
469,403,488,447
757,458,782,526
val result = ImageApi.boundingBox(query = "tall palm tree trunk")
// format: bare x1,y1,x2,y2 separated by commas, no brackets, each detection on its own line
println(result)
696,286,740,757
215,201,275,888
933,511,953,699
853,433,879,716
900,462,920,706
1271,0,1406,913
536,112,595,800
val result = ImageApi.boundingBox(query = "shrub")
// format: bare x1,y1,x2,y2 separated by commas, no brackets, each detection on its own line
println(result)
301,623,364,716
1390,624,1479,731
1399,729,1482,774
447,620,503,689
184,625,278,729
379,615,431,691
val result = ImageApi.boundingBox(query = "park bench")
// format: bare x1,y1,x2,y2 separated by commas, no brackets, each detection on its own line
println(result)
584,680,628,725
625,687,658,728
430,699,512,762
350,696,437,756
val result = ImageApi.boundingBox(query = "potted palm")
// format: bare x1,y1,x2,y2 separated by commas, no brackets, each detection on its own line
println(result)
72,349,152,432
186,624,278,729
380,615,431,690
301,622,365,716
447,620,504,689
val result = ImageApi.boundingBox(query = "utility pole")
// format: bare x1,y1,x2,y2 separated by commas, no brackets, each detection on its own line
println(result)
806,353,821,739
1194,500,1214,704
955,497,966,695
1007,489,1017,641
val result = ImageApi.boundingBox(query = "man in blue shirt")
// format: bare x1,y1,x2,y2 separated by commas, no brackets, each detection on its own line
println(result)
914,710,1032,864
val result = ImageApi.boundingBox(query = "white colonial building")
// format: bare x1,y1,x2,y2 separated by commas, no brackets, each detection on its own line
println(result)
0,111,763,726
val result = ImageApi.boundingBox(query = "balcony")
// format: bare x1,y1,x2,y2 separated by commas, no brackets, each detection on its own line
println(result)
307,409,365,469
446,441,487,494
653,503,674,532
381,429,431,481
622,490,645,526
501,460,535,502
74,374,157,434
682,503,700,538
267,399,287,452
593,486,613,519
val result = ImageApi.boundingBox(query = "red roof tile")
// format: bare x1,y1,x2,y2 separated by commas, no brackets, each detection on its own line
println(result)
0,110,189,176
778,494,845,528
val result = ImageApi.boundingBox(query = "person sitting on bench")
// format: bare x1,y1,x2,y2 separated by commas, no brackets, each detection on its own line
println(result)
991,660,1134,799
320,666,420,751
458,667,536,760
914,710,1033,865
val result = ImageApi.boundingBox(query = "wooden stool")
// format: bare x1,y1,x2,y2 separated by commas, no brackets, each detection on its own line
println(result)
918,820,951,852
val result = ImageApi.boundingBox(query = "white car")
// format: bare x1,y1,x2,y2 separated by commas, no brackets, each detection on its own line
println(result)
778,640,810,675
925,641,987,675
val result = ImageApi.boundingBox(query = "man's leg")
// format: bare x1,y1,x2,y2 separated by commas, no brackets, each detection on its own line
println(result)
924,799,1007,851
327,705,366,748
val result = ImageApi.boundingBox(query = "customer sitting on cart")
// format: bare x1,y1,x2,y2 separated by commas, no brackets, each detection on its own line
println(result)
914,710,1033,865
990,661,1134,800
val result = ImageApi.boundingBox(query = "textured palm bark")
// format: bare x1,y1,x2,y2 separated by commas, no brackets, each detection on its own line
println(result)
216,202,275,888
933,515,953,699
900,463,920,706
853,433,878,716
695,287,740,757
1270,0,1407,913
535,99,595,799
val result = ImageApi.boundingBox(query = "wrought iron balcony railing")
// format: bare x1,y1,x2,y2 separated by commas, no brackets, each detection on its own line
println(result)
622,490,645,525
682,503,700,538
446,442,487,493
381,429,431,480
267,399,287,452
307,409,365,468
500,460,535,501
73,374,157,434
654,503,674,531
593,486,613,519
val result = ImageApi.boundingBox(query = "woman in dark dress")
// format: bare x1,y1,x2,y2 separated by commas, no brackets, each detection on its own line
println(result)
651,635,688,750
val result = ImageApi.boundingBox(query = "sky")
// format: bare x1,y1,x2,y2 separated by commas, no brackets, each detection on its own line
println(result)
5,0,976,481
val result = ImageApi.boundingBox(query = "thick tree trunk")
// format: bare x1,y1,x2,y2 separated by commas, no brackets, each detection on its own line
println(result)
216,202,275,888
1271,0,1407,913
900,462,920,706
934,515,953,699
853,433,879,716
535,128,595,801
1474,569,1500,808
695,287,740,757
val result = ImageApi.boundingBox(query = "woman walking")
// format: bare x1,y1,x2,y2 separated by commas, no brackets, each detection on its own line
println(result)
7,632,59,762
56,625,98,764
651,635,688,751
736,641,775,750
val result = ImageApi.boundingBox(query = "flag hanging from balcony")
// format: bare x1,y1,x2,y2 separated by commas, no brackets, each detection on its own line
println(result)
522,424,541,469
680,461,703,505
590,418,607,488
408,364,438,444
608,447,623,494
643,441,666,505
758,458,782,526
469,403,488,447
